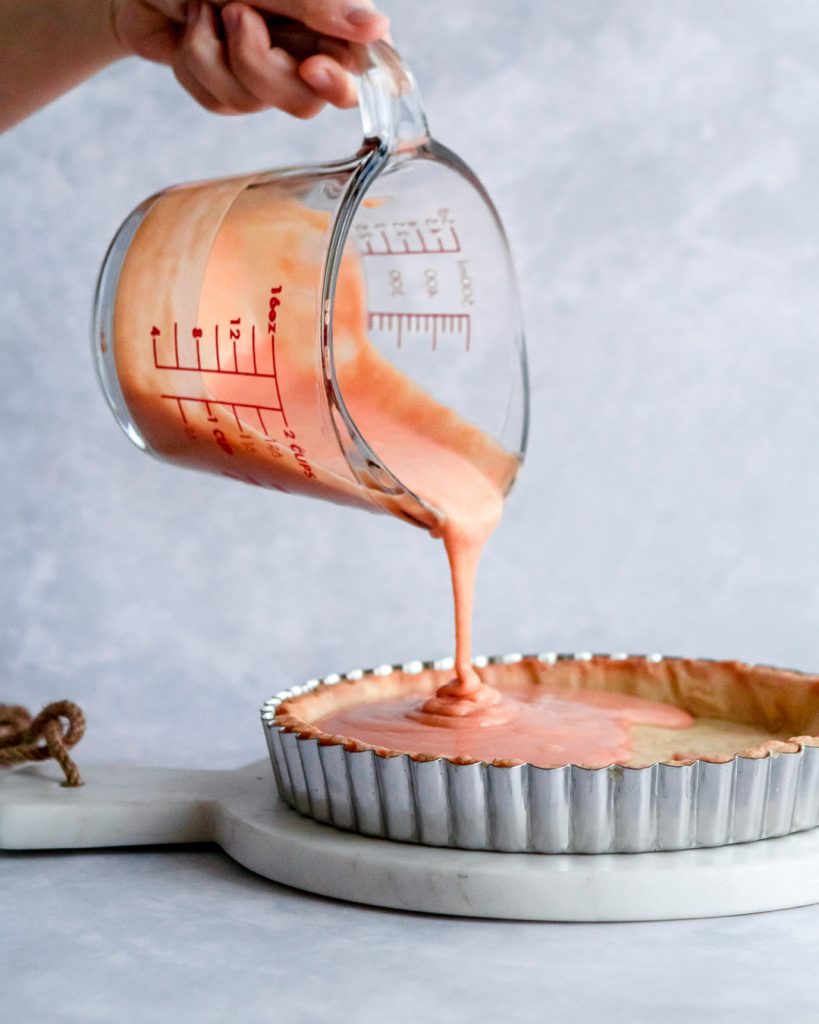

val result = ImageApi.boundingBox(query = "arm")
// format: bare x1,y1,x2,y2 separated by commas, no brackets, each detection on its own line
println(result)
0,0,390,132
1,0,125,131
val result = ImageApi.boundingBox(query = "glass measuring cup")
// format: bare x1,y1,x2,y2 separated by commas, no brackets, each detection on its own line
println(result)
93,41,529,531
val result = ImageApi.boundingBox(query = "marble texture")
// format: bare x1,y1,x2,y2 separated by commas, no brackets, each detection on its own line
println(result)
8,760,819,922
4,0,819,1018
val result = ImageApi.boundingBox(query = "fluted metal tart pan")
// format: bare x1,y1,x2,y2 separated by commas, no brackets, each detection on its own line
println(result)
260,652,819,854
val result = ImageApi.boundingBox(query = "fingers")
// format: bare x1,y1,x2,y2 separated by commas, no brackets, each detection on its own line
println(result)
222,4,327,118
173,1,363,118
243,0,389,44
299,53,357,109
174,1,265,113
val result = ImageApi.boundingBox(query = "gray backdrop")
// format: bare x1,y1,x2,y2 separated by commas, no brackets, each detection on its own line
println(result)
3,0,819,769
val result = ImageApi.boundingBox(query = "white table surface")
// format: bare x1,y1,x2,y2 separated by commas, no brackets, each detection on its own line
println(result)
3,823,815,1024
3,831,814,1024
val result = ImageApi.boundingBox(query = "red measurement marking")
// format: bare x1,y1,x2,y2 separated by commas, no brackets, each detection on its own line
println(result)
357,224,461,257
151,323,278,378
367,312,471,352
268,322,287,425
161,395,286,437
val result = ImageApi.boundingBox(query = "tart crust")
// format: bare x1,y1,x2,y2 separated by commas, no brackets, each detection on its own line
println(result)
274,655,819,769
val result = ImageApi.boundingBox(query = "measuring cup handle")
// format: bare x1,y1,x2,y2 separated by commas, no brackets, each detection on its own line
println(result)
352,40,430,152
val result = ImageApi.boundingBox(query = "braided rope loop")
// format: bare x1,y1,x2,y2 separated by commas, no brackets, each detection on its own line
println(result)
0,700,86,786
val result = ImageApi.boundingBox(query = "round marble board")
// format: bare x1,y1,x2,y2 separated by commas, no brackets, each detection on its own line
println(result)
3,759,819,921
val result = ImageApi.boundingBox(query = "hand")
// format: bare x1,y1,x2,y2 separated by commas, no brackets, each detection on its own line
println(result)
111,0,390,118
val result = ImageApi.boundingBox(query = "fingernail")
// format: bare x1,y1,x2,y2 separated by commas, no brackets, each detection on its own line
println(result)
186,0,201,25
345,4,381,27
